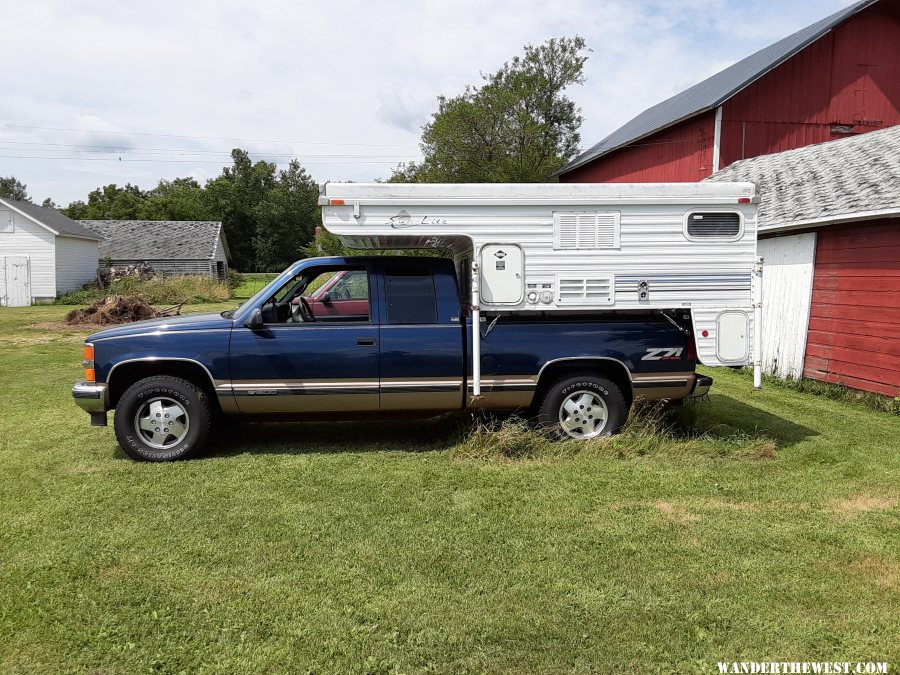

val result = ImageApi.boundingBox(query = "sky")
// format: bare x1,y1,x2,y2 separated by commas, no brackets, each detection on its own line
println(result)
2,0,857,205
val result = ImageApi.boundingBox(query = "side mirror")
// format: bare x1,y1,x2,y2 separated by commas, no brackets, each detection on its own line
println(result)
245,308,264,329
321,292,332,305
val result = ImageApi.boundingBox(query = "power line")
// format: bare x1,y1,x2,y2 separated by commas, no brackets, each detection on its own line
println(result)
0,153,412,165
0,139,421,159
0,122,420,149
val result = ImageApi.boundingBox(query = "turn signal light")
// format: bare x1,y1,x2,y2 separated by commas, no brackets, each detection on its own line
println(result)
83,344,95,383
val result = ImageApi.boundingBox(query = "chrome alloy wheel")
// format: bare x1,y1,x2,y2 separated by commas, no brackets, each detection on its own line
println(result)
133,396,190,449
558,390,609,439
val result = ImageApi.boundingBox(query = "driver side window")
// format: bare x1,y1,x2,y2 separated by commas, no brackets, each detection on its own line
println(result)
266,266,370,324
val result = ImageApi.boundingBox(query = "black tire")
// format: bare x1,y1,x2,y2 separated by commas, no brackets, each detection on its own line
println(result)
114,375,212,461
537,375,628,440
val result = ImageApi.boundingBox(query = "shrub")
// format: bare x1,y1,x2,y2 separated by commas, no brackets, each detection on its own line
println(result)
227,269,245,291
56,275,231,305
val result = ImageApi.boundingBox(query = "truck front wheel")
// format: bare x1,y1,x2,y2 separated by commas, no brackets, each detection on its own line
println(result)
537,375,627,439
114,375,212,461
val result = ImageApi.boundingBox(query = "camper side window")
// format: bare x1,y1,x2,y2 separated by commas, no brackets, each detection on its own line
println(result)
686,212,741,239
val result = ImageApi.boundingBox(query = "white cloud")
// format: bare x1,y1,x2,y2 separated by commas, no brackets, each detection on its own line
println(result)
0,0,858,203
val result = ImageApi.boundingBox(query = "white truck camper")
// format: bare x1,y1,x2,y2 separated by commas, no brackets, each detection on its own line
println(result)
319,183,763,395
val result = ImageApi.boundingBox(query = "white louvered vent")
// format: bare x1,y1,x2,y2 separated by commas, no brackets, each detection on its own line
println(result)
553,211,620,250
555,274,615,306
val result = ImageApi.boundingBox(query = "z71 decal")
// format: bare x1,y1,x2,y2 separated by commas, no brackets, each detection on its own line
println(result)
642,347,684,361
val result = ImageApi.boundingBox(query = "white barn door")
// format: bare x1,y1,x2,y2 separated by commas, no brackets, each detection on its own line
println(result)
3,256,31,307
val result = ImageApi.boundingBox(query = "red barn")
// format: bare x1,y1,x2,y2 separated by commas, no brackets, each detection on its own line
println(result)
557,0,900,183
557,0,900,397
709,127,900,398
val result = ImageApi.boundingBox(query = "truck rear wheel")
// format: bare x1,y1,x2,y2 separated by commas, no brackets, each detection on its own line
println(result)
538,375,627,439
114,375,212,461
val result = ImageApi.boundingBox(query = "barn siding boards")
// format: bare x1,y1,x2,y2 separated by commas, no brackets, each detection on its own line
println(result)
758,233,817,379
561,1,900,182
562,112,716,183
803,220,900,396
55,236,100,293
721,2,900,167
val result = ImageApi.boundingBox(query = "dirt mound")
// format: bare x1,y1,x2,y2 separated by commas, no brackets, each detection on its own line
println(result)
65,296,182,326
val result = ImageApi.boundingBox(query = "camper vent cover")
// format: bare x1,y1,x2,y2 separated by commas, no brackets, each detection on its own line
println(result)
555,275,615,306
553,211,620,250
687,212,741,238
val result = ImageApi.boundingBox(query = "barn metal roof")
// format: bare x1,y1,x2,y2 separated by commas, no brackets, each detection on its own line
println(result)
707,124,900,232
556,0,879,176
80,220,228,261
0,198,102,240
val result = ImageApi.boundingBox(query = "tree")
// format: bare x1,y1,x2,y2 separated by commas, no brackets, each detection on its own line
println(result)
0,175,31,202
390,36,588,183
252,159,321,271
143,178,211,221
62,183,148,220
204,149,279,271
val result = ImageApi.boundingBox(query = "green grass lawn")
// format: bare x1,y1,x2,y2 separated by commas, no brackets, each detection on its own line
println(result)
232,273,279,299
1,305,898,673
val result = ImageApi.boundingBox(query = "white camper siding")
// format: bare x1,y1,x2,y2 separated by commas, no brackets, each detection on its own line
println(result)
757,233,817,379
55,236,99,293
0,208,57,301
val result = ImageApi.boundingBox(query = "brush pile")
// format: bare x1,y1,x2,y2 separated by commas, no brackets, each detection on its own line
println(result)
65,296,183,326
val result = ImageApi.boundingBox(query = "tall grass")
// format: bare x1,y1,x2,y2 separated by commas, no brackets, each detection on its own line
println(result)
454,401,777,462
755,370,900,415
56,275,231,305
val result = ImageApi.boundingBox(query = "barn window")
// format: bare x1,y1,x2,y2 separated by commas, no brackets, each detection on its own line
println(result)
0,210,13,233
685,212,741,239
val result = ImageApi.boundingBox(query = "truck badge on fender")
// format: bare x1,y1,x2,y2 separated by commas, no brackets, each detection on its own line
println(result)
642,348,684,361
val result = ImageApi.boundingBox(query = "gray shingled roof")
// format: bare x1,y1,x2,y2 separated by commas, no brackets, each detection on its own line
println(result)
80,220,227,260
0,198,102,240
707,124,900,231
557,0,878,176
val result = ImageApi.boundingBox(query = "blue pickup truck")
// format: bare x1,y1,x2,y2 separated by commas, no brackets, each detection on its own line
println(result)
72,256,710,461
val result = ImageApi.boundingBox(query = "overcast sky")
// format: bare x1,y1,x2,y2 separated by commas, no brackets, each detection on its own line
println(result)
2,0,855,205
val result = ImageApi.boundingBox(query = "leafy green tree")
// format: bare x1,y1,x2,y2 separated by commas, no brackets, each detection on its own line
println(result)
57,149,325,272
41,198,58,209
143,178,211,221
252,160,321,271
62,183,148,220
391,36,588,183
203,149,278,271
0,175,31,202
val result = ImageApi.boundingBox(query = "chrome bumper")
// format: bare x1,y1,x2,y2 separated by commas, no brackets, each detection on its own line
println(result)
689,374,713,398
72,381,109,414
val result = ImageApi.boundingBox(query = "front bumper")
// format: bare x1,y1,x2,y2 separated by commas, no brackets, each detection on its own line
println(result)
689,374,713,398
72,381,109,414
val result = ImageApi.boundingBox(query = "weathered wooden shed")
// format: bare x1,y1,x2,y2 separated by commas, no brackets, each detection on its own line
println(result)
557,0,900,183
80,220,229,279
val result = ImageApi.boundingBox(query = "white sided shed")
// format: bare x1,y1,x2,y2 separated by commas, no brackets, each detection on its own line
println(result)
0,198,101,306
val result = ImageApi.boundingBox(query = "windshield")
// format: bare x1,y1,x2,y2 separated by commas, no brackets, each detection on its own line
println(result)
222,265,301,319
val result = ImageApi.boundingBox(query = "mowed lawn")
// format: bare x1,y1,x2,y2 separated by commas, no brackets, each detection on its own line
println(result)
0,305,898,674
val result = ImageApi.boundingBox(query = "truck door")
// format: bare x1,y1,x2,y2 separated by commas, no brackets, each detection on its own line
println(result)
376,261,465,411
228,264,380,413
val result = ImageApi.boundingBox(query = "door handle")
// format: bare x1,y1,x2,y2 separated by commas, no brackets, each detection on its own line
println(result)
356,337,376,346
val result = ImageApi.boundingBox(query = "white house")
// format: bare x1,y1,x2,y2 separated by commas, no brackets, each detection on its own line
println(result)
0,198,102,306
